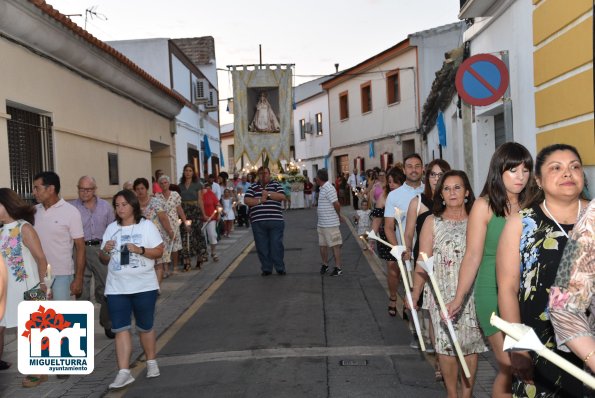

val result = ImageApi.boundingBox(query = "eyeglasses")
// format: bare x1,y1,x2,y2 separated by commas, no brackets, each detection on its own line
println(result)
32,185,48,192
78,187,96,192
430,172,444,179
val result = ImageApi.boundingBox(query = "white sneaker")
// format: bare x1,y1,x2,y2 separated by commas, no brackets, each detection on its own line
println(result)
146,360,160,378
109,369,134,389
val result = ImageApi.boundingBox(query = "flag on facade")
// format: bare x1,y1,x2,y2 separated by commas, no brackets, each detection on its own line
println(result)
437,111,447,147
369,141,375,158
220,146,225,167
204,135,212,159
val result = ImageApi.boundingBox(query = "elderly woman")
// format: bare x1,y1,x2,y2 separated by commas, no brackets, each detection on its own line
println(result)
134,178,174,284
409,170,487,398
156,175,189,276
99,190,164,389
498,144,588,397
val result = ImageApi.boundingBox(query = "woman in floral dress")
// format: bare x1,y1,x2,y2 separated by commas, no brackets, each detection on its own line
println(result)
134,178,173,285
0,188,48,379
156,175,189,276
498,144,588,397
549,199,595,372
411,170,487,398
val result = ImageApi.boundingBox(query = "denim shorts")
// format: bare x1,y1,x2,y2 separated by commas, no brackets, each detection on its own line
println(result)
106,290,158,333
52,275,74,300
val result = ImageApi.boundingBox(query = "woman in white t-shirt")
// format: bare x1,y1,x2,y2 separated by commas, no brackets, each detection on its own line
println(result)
99,189,164,390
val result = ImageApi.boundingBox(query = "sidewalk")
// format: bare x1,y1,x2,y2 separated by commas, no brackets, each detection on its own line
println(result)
0,225,255,398
0,206,497,397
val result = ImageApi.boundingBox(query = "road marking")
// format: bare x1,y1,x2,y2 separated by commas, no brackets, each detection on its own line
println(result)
156,345,418,367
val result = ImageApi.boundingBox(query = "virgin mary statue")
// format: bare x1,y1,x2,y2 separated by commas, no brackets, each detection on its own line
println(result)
249,92,280,133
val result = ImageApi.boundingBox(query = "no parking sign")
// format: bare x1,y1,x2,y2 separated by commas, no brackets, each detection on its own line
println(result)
455,54,509,106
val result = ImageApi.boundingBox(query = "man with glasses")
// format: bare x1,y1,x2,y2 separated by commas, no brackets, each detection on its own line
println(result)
70,176,115,338
33,172,85,301
244,166,286,276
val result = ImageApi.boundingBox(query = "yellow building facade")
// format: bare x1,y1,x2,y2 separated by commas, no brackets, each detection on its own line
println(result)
533,0,594,176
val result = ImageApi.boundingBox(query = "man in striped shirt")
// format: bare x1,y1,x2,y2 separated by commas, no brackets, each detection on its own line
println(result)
244,166,287,276
316,169,343,276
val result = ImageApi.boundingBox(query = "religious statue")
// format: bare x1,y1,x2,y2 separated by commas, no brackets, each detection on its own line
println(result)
249,91,280,133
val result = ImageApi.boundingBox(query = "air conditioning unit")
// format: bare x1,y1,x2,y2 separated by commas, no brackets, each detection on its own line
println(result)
305,122,313,134
193,79,208,104
205,88,218,112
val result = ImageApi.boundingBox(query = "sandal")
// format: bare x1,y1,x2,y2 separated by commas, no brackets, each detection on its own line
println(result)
434,369,443,382
0,360,10,370
195,260,202,269
388,297,397,317
212,254,219,262
183,261,191,272
22,374,48,388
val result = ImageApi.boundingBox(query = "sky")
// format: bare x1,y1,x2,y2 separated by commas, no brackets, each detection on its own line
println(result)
45,0,462,124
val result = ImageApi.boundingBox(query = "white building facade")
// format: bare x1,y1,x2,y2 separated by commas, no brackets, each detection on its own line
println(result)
322,23,465,180
293,76,333,178
109,38,221,181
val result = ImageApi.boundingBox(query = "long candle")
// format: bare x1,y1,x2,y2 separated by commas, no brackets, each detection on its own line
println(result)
185,220,192,253
366,230,425,351
420,252,471,378
46,263,52,280
394,207,413,286
490,313,595,389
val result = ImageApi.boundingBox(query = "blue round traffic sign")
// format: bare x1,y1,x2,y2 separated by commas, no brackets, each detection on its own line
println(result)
455,54,509,106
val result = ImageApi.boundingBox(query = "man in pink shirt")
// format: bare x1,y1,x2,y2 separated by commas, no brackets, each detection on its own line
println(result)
33,172,85,300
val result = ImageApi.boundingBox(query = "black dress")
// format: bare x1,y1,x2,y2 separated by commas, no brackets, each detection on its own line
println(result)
371,207,396,261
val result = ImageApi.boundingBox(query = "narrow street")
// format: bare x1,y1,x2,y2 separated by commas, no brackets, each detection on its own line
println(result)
0,207,497,397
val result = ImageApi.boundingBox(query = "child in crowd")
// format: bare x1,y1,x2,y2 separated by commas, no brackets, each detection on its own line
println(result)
354,200,372,250
221,189,235,237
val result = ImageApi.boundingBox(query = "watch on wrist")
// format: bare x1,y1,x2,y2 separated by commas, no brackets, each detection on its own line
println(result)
140,246,145,255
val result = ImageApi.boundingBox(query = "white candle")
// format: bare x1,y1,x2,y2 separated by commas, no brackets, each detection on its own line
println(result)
46,263,52,280
420,252,471,378
394,207,413,286
490,313,595,389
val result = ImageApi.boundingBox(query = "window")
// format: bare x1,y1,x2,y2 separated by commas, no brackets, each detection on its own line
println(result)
108,153,119,185
386,70,400,105
6,105,54,203
339,91,349,120
361,82,372,113
316,113,323,136
299,118,306,140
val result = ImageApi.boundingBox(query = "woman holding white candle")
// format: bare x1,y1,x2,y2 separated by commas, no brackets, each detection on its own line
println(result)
498,144,588,397
409,170,487,398
156,175,189,276
0,188,49,385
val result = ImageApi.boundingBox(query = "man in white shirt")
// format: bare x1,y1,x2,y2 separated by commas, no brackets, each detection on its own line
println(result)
347,168,359,210
316,169,343,276
383,154,425,349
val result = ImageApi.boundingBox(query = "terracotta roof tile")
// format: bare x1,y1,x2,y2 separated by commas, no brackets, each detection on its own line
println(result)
29,0,186,105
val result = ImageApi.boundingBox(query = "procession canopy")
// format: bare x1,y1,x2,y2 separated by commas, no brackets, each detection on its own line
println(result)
230,64,294,165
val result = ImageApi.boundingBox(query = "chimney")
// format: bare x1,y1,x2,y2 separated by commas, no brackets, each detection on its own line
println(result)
334,63,339,73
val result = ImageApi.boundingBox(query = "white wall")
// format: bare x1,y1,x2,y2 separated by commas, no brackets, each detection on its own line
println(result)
327,49,418,149
463,1,536,191
172,55,191,100
107,39,171,87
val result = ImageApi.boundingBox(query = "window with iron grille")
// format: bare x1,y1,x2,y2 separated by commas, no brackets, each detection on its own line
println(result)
299,118,306,140
316,113,323,136
6,105,54,203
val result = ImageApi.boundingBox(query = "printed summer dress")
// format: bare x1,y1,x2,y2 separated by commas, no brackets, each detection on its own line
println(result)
514,205,584,398
0,220,41,327
142,196,171,264
428,217,487,356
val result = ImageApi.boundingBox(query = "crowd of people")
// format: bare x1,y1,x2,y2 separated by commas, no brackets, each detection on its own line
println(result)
345,143,593,398
0,143,593,396
0,167,268,390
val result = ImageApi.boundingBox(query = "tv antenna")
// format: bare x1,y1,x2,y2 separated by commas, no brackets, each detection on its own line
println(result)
84,6,107,30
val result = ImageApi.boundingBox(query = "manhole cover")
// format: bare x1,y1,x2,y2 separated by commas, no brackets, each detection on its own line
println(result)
339,359,368,366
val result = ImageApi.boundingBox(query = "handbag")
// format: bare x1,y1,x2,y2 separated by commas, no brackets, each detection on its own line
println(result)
24,282,46,301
